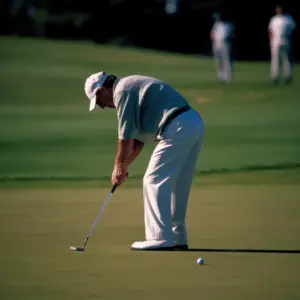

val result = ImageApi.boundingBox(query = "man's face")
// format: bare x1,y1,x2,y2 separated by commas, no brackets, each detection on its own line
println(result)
276,5,282,14
95,87,115,109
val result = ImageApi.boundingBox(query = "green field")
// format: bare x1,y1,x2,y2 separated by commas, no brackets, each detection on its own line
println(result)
1,37,300,300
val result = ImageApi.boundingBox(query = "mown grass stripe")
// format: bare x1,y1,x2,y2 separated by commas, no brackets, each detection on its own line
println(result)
0,162,299,182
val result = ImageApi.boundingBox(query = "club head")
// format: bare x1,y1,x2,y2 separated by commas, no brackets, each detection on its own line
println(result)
70,246,85,252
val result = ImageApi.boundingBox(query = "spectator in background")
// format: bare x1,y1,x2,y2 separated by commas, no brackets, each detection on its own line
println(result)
268,4,296,84
210,11,235,84
164,0,179,15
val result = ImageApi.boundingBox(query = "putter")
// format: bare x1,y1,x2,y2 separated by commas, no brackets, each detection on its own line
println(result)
70,184,117,252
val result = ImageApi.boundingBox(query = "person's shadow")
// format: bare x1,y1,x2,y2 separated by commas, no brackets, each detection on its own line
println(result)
178,248,300,254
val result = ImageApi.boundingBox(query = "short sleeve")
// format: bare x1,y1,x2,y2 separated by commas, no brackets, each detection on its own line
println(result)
114,90,140,140
211,22,217,34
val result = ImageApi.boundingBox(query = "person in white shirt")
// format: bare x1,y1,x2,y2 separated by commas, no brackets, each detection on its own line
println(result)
268,5,296,84
84,71,205,251
210,12,235,83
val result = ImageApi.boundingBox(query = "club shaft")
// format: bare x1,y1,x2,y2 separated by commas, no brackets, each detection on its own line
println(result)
79,184,117,250
82,237,89,248
87,192,113,239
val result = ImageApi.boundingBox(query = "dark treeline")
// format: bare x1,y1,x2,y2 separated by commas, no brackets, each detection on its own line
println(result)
0,0,299,61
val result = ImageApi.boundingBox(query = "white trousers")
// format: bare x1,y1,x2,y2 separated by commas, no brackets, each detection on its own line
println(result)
143,109,205,245
271,43,293,81
213,41,233,83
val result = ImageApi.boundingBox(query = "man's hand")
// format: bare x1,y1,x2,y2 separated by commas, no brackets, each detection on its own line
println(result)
111,139,133,186
111,163,128,186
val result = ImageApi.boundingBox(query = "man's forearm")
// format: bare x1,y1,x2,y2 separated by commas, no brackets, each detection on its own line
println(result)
269,31,273,41
115,139,133,167
127,139,144,165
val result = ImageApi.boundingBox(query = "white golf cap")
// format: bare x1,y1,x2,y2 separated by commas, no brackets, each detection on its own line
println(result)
84,71,108,111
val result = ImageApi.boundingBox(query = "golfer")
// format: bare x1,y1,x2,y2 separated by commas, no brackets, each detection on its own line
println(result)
84,72,205,251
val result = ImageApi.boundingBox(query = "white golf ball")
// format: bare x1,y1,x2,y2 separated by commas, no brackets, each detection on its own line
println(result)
196,258,204,265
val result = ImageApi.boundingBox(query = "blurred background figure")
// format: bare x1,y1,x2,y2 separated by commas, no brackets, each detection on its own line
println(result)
210,11,235,84
268,4,296,84
164,0,179,15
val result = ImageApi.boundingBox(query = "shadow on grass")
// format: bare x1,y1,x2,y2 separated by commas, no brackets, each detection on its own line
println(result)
132,248,300,254
184,248,300,254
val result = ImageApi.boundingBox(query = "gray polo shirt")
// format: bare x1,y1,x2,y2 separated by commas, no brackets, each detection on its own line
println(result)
113,75,189,143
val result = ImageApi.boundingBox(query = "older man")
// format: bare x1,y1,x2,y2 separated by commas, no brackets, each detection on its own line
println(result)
84,72,205,251
268,4,296,84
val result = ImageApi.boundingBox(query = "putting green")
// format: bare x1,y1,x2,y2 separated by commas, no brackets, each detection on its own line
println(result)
1,172,300,300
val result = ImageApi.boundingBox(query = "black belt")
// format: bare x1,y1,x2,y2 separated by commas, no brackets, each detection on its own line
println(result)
160,105,191,133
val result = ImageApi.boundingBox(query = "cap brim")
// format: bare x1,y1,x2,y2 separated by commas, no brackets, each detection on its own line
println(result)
89,85,101,112
89,96,97,112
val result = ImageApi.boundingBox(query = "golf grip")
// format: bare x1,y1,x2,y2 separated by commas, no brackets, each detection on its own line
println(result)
111,184,118,194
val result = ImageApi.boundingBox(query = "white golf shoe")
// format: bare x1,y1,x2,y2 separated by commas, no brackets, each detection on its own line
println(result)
131,240,173,251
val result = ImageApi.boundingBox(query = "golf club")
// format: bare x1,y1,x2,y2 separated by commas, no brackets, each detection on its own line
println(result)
70,184,118,252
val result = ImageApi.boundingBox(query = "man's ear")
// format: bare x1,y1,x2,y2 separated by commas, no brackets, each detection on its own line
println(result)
95,88,102,97
100,86,109,95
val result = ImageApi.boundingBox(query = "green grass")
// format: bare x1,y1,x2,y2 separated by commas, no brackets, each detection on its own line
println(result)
0,36,300,181
0,37,300,300
1,181,300,300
